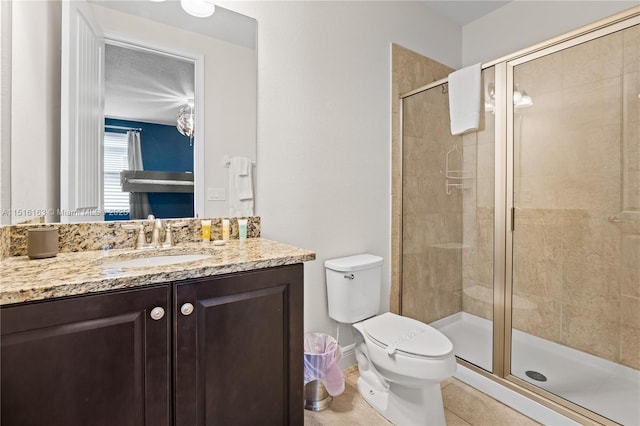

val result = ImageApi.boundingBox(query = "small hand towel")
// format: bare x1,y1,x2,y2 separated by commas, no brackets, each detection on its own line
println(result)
228,156,254,217
448,63,482,135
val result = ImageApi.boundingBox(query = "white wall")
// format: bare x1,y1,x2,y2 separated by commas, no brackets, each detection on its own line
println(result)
11,0,60,223
462,0,638,66
216,0,638,342
89,4,257,219
0,1,11,225
217,1,461,338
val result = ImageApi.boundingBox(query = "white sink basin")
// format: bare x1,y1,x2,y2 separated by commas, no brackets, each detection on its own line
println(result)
103,254,211,269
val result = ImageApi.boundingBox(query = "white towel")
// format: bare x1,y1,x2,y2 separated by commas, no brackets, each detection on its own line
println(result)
448,63,482,135
228,156,254,217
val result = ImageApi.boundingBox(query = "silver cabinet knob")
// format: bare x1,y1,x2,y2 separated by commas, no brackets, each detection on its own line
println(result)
181,303,194,316
150,306,165,320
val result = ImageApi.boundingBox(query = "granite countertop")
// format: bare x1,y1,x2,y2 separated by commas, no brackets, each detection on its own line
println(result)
0,238,315,306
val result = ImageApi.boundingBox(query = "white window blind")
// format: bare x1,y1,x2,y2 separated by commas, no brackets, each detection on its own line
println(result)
104,132,129,212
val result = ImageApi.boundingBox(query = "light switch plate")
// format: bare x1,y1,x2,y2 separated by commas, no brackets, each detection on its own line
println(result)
207,188,225,201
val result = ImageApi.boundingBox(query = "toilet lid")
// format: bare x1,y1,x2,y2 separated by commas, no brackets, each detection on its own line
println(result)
363,312,453,358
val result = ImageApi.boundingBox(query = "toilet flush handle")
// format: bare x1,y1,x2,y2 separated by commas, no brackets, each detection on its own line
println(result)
344,274,355,280
386,344,396,356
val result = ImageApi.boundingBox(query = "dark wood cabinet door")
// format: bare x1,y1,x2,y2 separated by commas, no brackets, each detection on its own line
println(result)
174,265,303,426
0,285,171,426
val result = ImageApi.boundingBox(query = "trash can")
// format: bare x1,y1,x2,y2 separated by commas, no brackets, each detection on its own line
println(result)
303,332,345,411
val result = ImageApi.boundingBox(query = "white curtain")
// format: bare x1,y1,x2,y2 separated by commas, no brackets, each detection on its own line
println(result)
127,131,153,219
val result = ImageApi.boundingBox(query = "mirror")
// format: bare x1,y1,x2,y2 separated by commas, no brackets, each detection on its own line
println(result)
102,42,196,221
6,0,257,224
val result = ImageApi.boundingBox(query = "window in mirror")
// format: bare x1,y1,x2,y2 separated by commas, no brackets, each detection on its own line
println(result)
104,131,130,221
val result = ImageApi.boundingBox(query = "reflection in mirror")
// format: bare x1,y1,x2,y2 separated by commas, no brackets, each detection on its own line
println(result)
6,0,257,224
103,42,195,221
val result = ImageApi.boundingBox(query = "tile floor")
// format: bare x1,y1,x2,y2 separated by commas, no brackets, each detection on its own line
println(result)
304,367,541,425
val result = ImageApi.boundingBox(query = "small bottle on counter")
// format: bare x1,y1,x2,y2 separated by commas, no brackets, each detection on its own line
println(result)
201,220,211,241
238,219,247,241
222,219,230,240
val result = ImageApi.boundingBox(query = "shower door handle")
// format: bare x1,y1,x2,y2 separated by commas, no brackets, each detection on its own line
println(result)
511,207,516,232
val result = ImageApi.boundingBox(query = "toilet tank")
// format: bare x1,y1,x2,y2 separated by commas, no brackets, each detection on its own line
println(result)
325,254,383,323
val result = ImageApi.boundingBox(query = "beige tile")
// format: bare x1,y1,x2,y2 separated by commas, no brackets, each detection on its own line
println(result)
621,295,640,369
442,380,541,426
306,368,539,426
562,261,620,313
444,408,472,426
304,368,391,426
562,30,624,88
561,214,622,266
562,304,621,362
512,295,562,344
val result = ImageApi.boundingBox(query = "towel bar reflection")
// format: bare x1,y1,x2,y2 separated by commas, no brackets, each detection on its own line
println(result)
445,144,472,194
223,155,256,167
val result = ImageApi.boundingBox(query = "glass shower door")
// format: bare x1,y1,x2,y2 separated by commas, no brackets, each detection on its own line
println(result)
509,24,640,425
402,67,496,374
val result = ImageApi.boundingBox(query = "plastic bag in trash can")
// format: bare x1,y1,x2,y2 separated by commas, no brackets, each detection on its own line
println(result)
303,333,345,396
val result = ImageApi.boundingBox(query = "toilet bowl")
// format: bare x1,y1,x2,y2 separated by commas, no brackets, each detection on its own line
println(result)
353,312,456,425
325,254,456,426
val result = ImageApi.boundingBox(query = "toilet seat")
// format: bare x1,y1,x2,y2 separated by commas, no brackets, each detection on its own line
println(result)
363,313,453,358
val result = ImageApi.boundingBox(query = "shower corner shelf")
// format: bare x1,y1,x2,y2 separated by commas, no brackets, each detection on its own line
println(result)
445,144,473,194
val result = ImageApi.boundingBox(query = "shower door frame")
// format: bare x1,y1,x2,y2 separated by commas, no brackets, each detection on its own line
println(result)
501,11,640,426
399,6,640,425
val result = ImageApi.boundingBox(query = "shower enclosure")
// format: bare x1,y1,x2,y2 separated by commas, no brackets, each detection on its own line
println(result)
400,10,639,425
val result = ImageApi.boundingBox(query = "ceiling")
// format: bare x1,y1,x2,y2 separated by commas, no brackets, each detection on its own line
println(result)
87,0,256,127
90,0,257,49
104,44,195,125
96,0,510,127
423,1,512,25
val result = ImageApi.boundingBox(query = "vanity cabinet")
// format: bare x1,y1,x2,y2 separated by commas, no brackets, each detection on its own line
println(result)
174,264,304,425
1,264,304,426
0,285,171,426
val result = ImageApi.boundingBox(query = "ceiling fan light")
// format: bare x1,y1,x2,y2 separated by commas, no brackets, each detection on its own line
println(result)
180,0,216,18
177,100,195,138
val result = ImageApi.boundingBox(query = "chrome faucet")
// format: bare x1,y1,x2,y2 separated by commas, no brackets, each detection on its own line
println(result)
123,216,186,249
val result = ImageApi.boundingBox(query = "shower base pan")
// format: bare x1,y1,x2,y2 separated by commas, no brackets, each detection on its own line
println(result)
432,312,640,425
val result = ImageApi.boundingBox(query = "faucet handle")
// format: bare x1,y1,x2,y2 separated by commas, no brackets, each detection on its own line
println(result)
162,222,187,248
122,223,146,249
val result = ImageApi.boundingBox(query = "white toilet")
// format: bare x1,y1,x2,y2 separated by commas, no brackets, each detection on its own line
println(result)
325,254,456,426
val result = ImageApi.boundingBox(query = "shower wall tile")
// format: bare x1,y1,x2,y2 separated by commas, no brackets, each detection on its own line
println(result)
561,214,621,266
512,208,640,368
402,251,462,324
562,261,621,313
621,235,640,299
563,124,622,178
391,44,452,315
563,303,621,362
623,69,639,211
623,70,639,122
562,76,622,130
623,24,639,74
461,280,493,320
562,30,623,89
620,295,640,369
512,295,562,344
